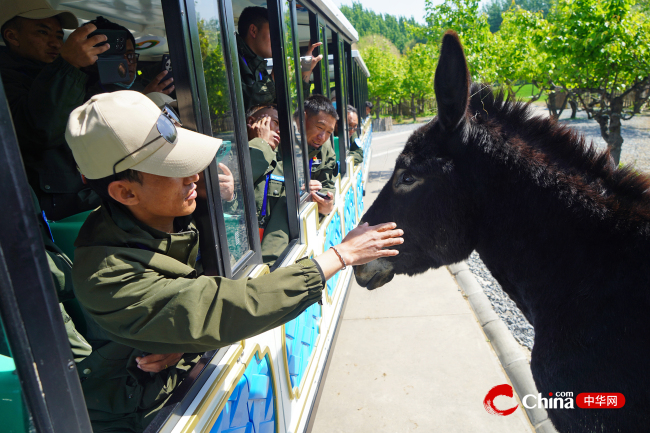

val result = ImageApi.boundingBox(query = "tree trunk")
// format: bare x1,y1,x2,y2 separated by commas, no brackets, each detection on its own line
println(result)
594,96,624,166
546,91,559,119
411,94,416,122
375,99,380,119
569,99,578,119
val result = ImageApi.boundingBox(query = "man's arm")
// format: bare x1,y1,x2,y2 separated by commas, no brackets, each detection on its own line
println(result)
73,255,324,354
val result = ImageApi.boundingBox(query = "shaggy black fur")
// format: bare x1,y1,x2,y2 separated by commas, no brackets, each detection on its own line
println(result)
355,31,650,432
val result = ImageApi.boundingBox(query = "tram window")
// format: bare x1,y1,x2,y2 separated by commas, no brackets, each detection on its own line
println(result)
318,25,329,98
0,315,32,433
194,0,252,267
280,0,308,197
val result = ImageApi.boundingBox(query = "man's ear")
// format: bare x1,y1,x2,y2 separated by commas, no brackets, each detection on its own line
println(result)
107,180,140,206
3,28,20,48
248,23,258,40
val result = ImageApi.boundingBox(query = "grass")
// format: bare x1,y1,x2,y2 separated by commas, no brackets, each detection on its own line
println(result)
513,83,548,103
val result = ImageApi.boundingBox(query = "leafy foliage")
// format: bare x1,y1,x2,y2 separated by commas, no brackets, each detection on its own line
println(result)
340,2,426,54
482,0,554,32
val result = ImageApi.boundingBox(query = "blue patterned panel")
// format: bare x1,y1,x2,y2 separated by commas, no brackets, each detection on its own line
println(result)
356,171,364,219
324,211,343,298
284,303,321,389
344,187,355,236
210,354,275,433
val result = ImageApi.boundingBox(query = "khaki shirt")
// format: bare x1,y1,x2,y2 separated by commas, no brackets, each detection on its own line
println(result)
349,131,364,165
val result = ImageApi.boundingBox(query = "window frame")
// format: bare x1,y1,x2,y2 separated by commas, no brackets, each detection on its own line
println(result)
178,0,263,278
0,79,92,433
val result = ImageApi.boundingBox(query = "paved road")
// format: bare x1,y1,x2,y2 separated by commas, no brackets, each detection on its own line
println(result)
310,128,533,433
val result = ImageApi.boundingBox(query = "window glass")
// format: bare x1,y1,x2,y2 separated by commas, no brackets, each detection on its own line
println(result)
338,38,348,142
0,315,32,433
195,0,251,267
282,0,307,196
318,25,329,97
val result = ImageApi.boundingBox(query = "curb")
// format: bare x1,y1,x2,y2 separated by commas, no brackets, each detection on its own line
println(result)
448,261,559,433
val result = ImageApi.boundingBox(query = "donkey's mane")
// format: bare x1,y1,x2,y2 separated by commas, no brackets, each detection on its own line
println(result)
466,83,650,225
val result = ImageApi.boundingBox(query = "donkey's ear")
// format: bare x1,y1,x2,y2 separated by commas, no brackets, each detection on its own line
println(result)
434,31,470,131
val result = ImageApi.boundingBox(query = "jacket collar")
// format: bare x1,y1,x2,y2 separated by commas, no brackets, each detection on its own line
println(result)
75,201,199,266
0,45,48,74
236,33,267,73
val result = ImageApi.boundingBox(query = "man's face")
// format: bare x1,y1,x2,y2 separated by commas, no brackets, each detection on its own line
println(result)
248,106,280,147
305,111,337,150
248,22,272,59
348,112,358,133
366,106,372,116
125,39,137,82
4,17,64,63
128,172,200,219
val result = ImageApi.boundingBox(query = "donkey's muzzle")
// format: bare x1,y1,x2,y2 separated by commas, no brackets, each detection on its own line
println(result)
354,259,395,290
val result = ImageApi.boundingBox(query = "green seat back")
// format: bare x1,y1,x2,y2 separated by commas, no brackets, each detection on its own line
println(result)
48,210,92,261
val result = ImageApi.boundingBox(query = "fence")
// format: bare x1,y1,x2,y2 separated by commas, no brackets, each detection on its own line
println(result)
375,98,437,117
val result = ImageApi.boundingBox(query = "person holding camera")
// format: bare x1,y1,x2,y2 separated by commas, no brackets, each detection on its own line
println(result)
84,16,175,98
0,0,110,220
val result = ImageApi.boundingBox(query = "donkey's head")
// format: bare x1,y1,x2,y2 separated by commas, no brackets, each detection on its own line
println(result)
355,31,479,290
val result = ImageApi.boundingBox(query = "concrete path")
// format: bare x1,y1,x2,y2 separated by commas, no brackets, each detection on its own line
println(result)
310,128,533,433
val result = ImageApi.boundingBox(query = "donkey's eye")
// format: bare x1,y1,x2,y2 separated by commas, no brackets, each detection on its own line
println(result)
401,172,416,185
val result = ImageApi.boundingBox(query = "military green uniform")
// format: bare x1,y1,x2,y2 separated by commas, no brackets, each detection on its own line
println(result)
349,131,364,165
237,34,276,111
30,188,197,432
0,47,98,221
309,141,337,196
249,138,291,265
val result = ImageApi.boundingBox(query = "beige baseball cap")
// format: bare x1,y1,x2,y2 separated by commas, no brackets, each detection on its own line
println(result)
66,90,221,180
0,0,78,30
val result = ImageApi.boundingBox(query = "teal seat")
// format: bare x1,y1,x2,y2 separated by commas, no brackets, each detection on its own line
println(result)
0,355,28,433
48,210,92,261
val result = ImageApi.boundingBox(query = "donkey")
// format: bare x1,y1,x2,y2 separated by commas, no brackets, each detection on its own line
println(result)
355,31,650,433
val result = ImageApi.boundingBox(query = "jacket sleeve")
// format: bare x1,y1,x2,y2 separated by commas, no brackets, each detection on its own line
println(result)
3,57,87,153
315,144,337,194
73,256,324,353
248,138,276,183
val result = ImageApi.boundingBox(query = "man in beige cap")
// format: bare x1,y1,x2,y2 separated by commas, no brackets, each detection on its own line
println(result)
66,90,403,432
0,0,110,220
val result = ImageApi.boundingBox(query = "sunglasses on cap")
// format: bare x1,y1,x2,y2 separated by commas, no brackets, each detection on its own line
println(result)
112,104,182,176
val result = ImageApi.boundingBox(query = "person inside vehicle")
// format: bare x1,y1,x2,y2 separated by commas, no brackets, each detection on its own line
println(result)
237,6,322,110
246,103,290,264
66,91,403,432
347,105,363,165
26,184,186,432
0,0,107,220
365,100,373,118
85,16,174,98
304,94,338,216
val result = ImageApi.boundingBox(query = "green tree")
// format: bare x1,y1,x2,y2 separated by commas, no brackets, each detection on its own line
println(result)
538,0,650,164
401,43,437,120
483,0,554,32
420,0,497,83
340,2,426,53
361,45,403,118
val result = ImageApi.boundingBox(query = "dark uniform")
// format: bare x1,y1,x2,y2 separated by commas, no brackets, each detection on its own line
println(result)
237,34,276,111
0,47,99,220
71,201,324,431
309,140,337,196
249,137,290,265
349,131,364,165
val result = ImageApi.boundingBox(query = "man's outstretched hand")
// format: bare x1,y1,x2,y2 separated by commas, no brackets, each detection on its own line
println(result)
301,42,324,83
135,352,184,373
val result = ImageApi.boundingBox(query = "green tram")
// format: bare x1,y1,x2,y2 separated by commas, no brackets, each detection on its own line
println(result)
0,0,372,432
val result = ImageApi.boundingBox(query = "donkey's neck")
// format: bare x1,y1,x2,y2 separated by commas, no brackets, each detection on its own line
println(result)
469,150,649,331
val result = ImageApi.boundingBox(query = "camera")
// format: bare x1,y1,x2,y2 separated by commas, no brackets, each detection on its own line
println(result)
89,29,132,85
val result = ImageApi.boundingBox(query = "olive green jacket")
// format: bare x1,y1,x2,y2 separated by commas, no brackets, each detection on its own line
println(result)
249,138,291,265
349,131,364,165
237,34,275,111
309,141,337,195
72,201,324,354
0,48,97,220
